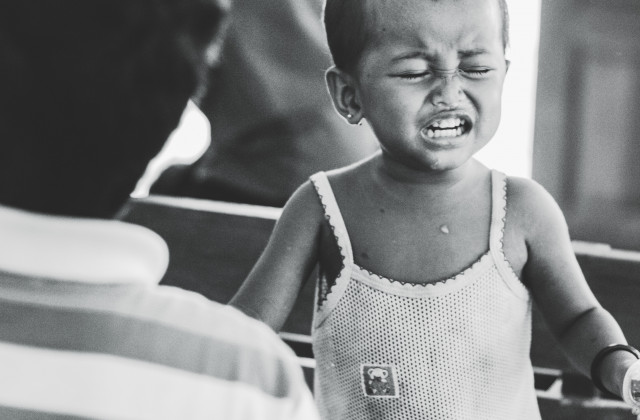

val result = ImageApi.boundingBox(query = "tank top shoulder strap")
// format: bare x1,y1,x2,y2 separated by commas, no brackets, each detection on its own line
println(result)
309,172,354,266
309,172,355,327
488,170,528,299
489,169,507,251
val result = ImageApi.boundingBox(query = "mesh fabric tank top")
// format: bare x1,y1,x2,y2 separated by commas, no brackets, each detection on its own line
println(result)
309,170,541,420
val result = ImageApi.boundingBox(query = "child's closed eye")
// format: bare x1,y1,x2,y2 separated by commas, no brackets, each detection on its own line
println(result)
458,67,492,78
394,71,431,81
392,68,492,81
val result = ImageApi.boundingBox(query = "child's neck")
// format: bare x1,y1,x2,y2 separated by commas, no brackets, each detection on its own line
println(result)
375,153,478,189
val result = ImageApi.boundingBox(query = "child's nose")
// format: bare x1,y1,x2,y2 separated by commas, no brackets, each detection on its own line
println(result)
429,73,463,108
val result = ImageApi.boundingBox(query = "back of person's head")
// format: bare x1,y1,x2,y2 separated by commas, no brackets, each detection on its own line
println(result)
323,0,509,73
0,0,228,218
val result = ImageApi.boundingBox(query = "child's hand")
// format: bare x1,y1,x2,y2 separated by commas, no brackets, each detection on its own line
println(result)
623,360,640,418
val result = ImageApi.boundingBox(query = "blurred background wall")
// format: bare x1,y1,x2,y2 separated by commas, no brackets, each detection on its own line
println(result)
475,0,541,179
533,0,640,250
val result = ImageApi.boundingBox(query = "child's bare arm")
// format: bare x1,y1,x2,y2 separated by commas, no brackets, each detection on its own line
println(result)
512,178,637,397
229,181,324,331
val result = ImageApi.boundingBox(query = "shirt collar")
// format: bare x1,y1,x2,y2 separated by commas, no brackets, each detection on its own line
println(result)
0,204,169,285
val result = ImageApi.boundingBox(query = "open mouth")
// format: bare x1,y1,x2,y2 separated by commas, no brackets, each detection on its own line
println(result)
421,117,471,140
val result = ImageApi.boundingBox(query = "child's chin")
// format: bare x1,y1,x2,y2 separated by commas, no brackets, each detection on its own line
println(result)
423,150,473,171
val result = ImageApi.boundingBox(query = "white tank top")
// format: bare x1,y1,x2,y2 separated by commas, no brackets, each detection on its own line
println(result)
309,170,541,420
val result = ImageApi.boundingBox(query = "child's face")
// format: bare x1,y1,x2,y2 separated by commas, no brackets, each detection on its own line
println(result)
352,0,508,172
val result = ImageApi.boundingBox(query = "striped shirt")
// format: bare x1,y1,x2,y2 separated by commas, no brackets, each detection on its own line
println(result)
0,205,318,420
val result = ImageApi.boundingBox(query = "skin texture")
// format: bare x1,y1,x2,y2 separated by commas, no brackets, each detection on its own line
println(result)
231,0,636,398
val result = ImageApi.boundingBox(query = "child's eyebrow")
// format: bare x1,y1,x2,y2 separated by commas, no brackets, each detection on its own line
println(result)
390,48,490,63
390,51,431,63
458,48,490,58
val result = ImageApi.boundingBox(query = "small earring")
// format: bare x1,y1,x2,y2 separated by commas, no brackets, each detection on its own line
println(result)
347,113,353,119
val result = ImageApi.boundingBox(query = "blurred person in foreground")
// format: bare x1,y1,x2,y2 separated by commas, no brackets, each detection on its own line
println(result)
0,1,319,419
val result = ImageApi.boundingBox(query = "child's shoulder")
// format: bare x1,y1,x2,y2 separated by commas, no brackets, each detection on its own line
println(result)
323,154,376,194
505,175,568,238
281,160,369,223
291,163,362,201
505,175,562,214
285,158,370,216
325,155,374,180
273,163,373,258
282,178,324,218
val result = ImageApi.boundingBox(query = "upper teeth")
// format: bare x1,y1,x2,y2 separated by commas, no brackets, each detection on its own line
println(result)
431,118,463,129
424,117,465,139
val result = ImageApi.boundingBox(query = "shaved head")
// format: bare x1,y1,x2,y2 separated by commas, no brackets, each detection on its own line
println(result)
324,0,509,73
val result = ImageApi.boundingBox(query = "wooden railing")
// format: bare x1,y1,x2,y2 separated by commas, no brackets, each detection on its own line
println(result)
119,195,640,419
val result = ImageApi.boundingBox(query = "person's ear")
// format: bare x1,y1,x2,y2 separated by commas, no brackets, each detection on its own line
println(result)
326,66,363,125
505,59,511,73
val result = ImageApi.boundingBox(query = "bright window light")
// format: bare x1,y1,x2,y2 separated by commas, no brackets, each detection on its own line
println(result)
475,0,542,178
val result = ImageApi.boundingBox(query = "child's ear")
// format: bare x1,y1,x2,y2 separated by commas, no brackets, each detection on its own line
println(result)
325,66,363,124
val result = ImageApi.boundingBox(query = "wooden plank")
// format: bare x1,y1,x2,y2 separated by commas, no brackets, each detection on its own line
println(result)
537,396,634,420
117,195,314,334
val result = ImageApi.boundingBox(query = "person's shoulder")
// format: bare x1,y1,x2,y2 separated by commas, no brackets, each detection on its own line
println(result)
148,286,318,417
216,303,303,364
151,285,305,374
152,285,294,354
505,175,568,238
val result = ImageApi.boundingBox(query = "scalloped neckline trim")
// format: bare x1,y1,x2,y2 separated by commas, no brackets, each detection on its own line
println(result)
350,250,495,297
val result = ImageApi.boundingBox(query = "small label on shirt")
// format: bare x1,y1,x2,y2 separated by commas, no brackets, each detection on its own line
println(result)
361,364,398,398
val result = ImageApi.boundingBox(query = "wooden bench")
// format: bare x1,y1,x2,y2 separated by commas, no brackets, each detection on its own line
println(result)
119,195,640,419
